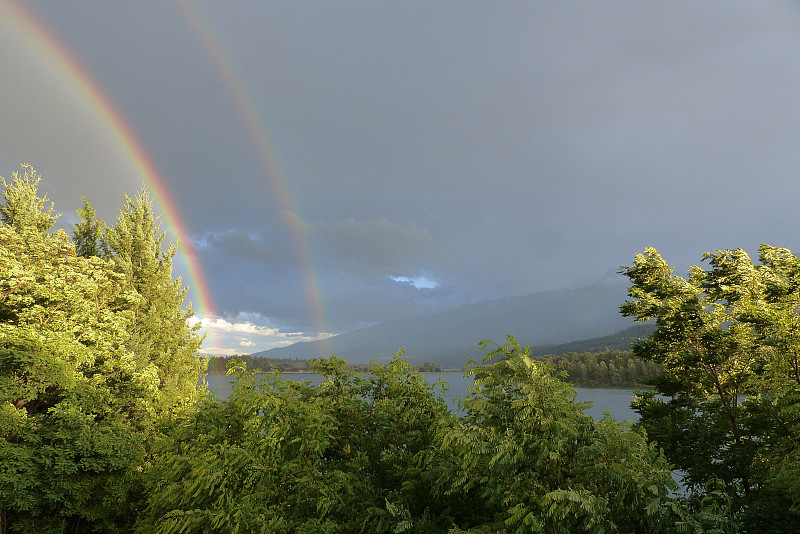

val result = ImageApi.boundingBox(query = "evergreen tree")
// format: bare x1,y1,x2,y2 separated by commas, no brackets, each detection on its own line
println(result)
104,190,205,416
0,220,152,531
0,164,58,235
0,170,212,531
72,195,105,258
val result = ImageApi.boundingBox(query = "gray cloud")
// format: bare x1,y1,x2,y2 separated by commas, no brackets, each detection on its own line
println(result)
6,1,800,351
305,215,443,277
201,231,279,264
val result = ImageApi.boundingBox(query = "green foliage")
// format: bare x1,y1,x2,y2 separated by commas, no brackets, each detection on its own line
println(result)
0,164,58,236
11,167,794,532
540,349,662,387
0,224,150,532
73,195,106,258
104,190,205,416
436,336,679,533
0,169,206,532
137,353,455,533
621,245,800,531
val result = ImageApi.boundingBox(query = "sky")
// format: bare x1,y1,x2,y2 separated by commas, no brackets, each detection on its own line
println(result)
3,1,800,355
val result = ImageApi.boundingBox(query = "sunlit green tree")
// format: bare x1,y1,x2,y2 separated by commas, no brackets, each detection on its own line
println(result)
0,221,151,532
73,195,105,258
436,336,680,533
620,245,800,531
104,190,205,416
0,164,58,236
0,169,208,532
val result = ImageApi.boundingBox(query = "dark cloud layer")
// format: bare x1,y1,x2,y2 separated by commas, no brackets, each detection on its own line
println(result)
4,1,800,354
307,216,441,276
202,231,279,265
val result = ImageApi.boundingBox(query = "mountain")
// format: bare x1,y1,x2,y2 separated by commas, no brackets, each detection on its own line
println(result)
252,278,638,369
530,323,656,357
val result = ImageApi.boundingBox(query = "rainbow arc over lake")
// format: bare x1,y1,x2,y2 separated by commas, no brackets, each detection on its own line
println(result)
179,1,331,356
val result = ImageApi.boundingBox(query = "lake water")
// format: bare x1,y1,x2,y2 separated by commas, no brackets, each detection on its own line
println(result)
204,372,641,421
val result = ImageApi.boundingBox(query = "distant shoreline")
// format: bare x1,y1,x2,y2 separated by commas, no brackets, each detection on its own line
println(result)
204,370,464,375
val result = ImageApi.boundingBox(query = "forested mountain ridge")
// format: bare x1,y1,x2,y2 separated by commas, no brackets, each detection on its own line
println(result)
252,279,636,368
531,323,656,356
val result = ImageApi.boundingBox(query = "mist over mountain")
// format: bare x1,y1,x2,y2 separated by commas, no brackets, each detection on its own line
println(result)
251,277,638,369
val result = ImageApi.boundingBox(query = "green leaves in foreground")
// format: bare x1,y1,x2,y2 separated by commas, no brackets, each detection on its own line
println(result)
1,167,205,533
8,165,790,533
621,245,800,532
140,339,684,534
439,336,679,533
0,225,148,532
138,355,455,534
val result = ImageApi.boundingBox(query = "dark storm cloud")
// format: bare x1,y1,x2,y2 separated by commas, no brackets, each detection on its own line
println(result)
201,231,279,264
305,215,442,277
7,1,800,353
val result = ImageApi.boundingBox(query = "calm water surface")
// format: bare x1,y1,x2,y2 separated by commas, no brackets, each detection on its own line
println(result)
203,372,640,421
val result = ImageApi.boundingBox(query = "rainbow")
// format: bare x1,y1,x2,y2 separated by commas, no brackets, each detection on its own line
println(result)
178,1,331,356
3,0,218,350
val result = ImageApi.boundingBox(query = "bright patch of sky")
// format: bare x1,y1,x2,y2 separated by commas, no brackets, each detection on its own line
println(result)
189,313,333,355
391,275,439,289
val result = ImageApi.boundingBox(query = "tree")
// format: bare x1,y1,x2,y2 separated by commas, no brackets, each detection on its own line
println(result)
0,224,153,532
435,336,680,533
0,171,209,532
419,361,442,372
104,190,205,416
0,164,58,236
620,245,800,531
72,196,105,258
136,354,455,533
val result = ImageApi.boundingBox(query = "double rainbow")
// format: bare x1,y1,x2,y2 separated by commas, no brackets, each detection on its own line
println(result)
179,1,330,356
6,1,333,356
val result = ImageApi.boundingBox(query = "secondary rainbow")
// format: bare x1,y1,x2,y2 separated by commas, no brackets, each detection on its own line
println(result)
178,1,331,355
3,0,218,350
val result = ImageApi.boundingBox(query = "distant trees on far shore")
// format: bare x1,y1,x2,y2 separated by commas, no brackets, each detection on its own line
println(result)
206,350,659,387
207,355,443,374
206,354,369,374
541,349,663,387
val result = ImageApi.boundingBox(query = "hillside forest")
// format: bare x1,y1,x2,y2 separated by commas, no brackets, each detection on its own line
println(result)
3,165,800,532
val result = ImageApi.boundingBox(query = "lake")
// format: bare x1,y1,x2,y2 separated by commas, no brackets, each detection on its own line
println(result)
204,372,641,421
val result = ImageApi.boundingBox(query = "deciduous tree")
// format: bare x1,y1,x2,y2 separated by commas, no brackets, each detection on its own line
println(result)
620,245,800,531
137,354,455,533
436,336,680,533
